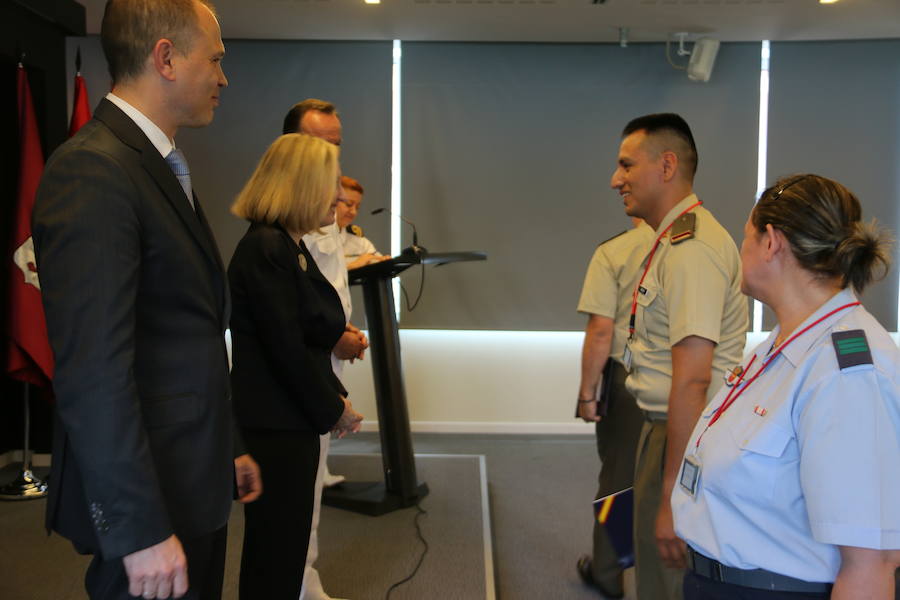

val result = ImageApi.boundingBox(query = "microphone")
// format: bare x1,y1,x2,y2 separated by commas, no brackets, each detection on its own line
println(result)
370,208,426,255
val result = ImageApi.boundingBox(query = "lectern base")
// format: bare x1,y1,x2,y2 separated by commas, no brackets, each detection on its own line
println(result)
322,481,429,516
0,469,48,501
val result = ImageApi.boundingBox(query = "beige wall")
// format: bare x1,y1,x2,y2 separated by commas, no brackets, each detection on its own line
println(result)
341,330,801,434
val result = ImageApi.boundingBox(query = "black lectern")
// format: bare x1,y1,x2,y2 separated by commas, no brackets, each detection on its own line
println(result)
322,248,486,516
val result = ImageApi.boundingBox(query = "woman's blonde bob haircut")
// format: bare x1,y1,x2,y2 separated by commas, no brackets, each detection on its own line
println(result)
231,133,339,235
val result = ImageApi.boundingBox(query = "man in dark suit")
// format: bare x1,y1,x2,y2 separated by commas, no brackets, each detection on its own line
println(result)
32,1,261,598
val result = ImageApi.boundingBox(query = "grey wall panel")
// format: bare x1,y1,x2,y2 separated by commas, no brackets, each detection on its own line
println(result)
66,37,393,267
767,40,900,331
401,42,761,330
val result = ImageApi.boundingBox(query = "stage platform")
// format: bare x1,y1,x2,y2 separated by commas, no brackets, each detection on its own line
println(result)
314,453,495,600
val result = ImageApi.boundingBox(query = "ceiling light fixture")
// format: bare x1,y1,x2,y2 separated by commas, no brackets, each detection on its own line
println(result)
365,0,381,4
819,0,840,3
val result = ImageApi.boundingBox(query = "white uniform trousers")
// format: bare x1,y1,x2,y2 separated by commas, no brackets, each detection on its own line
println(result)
299,433,330,600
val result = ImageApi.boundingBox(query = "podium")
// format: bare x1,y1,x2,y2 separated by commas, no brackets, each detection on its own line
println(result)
322,248,486,516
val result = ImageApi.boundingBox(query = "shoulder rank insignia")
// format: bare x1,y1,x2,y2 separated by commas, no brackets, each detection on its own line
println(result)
670,213,696,245
348,224,364,237
831,329,873,370
596,230,627,248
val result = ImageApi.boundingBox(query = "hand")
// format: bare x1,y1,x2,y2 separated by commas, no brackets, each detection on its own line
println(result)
347,254,390,270
345,323,368,361
234,453,262,504
655,499,687,569
122,535,188,599
333,329,367,361
577,400,602,423
332,396,363,438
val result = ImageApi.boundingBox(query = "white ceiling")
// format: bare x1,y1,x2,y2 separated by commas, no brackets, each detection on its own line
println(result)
79,0,900,43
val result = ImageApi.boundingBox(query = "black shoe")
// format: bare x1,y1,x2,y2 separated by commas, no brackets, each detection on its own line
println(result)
576,555,625,599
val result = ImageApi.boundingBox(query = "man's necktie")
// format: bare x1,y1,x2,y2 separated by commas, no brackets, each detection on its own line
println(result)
165,148,195,210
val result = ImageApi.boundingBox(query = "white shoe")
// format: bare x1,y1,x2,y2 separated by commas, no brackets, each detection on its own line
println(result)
323,472,346,488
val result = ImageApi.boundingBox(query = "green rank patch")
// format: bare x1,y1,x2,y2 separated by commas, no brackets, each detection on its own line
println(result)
831,330,873,370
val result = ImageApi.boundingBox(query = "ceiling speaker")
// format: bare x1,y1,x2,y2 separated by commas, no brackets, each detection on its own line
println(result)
688,38,720,83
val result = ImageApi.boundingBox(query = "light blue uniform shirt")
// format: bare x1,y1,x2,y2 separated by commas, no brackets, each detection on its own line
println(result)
672,288,900,583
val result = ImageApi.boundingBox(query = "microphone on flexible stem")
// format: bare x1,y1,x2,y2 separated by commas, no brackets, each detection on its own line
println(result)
371,208,426,256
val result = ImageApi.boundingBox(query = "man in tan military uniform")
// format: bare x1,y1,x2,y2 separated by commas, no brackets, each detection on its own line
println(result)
609,113,747,600
575,219,654,597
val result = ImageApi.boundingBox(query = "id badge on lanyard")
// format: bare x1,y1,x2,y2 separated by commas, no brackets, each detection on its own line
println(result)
622,344,633,372
680,454,702,497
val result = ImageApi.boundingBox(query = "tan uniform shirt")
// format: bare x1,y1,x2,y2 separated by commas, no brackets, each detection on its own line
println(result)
577,223,655,364
625,194,748,413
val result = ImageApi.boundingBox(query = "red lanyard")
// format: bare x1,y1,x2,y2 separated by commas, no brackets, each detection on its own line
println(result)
628,201,703,341
695,301,861,448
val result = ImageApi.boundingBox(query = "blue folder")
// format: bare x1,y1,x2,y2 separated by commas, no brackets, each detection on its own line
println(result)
593,486,634,569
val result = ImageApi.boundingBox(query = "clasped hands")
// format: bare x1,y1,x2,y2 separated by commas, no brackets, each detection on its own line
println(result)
333,323,368,362
334,395,363,438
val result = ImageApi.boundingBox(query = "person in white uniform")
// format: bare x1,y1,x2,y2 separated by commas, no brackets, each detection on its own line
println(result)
672,174,900,599
336,176,388,270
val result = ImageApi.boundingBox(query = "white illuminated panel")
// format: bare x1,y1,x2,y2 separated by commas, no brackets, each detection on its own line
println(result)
392,40,402,319
753,40,771,333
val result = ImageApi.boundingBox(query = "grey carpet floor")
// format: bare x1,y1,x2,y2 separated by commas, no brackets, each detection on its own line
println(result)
0,433,633,599
315,454,488,600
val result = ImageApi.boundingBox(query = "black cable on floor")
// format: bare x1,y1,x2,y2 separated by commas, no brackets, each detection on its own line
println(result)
384,501,429,600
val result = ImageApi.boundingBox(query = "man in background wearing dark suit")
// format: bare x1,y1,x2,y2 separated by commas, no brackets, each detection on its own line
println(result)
32,1,261,598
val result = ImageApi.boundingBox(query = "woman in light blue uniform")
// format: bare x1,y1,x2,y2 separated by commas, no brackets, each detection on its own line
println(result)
672,174,900,599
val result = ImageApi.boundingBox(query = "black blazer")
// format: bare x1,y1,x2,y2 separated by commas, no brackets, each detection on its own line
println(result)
32,99,236,560
228,222,346,433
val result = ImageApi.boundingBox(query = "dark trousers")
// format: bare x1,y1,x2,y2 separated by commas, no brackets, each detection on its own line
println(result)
84,526,227,600
591,360,644,594
239,428,320,600
683,571,831,600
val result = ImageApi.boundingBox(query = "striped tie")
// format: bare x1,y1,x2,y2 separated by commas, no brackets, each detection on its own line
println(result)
165,148,195,210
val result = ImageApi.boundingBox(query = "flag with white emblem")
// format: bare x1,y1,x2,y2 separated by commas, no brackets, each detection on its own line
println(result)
5,64,54,386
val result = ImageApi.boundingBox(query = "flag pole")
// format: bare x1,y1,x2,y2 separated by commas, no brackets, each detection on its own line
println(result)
0,383,48,500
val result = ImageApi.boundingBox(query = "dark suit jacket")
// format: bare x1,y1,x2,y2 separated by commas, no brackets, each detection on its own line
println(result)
228,222,346,433
32,99,236,560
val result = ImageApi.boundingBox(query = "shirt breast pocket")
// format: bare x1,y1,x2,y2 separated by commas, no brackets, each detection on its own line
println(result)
724,422,797,500
634,282,659,340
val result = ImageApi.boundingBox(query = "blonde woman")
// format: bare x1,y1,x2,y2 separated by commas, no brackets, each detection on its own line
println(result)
229,134,363,599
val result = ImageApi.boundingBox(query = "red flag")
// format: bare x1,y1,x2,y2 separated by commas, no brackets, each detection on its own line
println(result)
6,64,54,386
69,75,91,136
69,49,91,136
